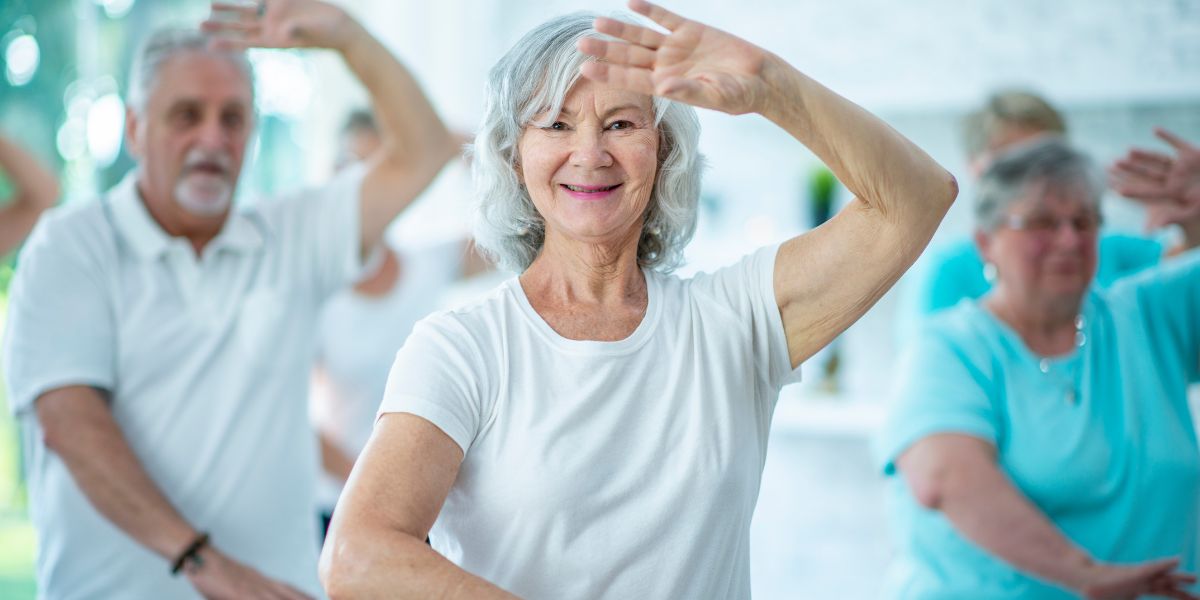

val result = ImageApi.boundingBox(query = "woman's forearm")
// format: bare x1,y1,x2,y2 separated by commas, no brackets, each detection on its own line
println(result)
757,56,956,225
935,462,1098,591
900,437,1097,592
321,525,518,599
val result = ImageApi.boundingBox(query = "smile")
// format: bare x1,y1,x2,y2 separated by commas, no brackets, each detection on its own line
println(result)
561,183,621,193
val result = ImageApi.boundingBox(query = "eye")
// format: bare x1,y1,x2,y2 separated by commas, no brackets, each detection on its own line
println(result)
221,111,245,130
1073,213,1102,232
607,120,634,131
544,121,568,131
1025,215,1058,231
172,106,201,127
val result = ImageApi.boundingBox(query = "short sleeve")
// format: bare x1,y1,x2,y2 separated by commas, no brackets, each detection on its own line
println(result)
876,319,999,476
1093,233,1162,287
2,217,115,415
689,244,799,394
259,164,367,299
1120,248,1200,383
377,314,492,455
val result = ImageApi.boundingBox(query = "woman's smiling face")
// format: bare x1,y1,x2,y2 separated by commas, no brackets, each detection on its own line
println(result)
517,77,660,250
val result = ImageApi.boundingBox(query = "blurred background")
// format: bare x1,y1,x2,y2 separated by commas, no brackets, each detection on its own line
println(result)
0,0,1197,597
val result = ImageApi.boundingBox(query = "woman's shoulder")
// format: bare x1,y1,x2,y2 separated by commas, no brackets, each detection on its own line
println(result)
912,300,1002,358
1103,247,1200,307
407,278,521,345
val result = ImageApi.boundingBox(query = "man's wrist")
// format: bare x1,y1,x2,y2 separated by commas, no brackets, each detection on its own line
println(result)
332,15,371,59
171,531,211,576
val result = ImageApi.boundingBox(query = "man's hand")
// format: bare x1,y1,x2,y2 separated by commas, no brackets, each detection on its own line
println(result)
202,0,362,53
186,545,314,600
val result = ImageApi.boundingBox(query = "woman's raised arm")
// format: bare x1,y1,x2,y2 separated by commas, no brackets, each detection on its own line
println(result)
579,0,958,367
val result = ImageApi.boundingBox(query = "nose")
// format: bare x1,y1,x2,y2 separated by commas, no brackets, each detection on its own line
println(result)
569,128,613,169
195,114,228,150
1051,219,1086,248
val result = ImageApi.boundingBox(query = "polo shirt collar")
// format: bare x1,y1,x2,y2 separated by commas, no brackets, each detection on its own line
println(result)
108,171,265,260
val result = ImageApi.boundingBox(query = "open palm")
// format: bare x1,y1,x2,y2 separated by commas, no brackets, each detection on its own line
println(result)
1109,128,1200,213
578,0,771,115
201,0,354,51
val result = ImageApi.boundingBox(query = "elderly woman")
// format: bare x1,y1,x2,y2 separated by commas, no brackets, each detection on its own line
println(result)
321,2,956,597
878,137,1200,599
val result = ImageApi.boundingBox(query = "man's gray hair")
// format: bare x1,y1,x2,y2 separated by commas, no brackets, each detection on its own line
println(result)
471,12,704,273
127,27,255,114
975,136,1103,231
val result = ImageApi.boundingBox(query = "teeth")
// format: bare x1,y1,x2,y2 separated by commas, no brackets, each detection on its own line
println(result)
565,184,616,192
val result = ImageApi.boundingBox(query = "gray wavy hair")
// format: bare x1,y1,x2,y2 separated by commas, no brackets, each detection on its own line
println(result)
127,27,254,115
471,12,704,273
975,136,1102,231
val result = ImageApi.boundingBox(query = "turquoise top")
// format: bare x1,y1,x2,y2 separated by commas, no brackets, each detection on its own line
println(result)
877,250,1200,599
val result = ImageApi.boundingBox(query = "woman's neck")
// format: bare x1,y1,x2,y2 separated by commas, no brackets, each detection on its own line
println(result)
518,229,648,342
522,229,645,306
984,288,1083,357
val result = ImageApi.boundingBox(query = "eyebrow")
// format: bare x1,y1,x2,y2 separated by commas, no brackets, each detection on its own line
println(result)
601,104,650,119
165,98,250,112
556,103,652,120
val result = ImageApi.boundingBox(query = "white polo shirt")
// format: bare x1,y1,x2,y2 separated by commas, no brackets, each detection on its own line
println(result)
3,167,364,600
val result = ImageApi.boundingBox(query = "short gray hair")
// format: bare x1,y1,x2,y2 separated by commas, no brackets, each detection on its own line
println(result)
127,27,254,114
963,90,1066,160
975,136,1102,231
471,12,704,273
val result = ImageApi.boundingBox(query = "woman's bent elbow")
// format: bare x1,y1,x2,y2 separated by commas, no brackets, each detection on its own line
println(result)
320,531,378,599
943,172,959,207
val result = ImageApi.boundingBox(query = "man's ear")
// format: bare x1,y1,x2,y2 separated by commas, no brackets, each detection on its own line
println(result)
124,106,143,160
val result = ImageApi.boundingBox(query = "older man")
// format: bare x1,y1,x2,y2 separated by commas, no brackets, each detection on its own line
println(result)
2,1,456,598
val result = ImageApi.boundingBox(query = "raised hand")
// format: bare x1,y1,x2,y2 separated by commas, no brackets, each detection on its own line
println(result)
201,0,360,53
1077,558,1198,600
577,0,774,116
1109,128,1200,231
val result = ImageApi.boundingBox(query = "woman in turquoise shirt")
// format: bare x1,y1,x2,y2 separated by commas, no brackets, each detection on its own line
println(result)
878,135,1200,599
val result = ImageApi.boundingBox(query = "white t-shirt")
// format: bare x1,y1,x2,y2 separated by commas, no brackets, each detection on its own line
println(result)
311,239,464,508
3,167,364,600
380,244,799,600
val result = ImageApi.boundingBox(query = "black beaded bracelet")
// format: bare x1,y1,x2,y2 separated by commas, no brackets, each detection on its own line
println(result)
170,532,210,576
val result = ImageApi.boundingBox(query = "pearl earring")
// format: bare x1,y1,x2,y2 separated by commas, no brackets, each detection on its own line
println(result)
983,262,998,283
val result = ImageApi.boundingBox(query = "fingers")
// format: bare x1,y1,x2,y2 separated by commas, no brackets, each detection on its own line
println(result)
594,16,667,50
1128,148,1174,169
578,37,656,69
1108,179,1160,202
628,0,686,31
203,2,265,51
579,61,655,96
201,19,263,36
1111,158,1169,183
1156,127,1197,153
211,2,260,21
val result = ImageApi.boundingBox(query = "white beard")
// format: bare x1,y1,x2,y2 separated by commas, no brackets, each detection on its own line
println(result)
174,172,233,217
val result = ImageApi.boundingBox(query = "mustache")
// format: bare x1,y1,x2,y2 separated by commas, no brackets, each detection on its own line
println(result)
181,150,234,176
